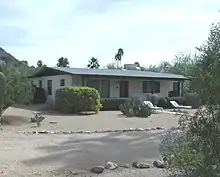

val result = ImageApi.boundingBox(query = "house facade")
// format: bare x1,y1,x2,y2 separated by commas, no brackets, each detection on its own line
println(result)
30,66,189,102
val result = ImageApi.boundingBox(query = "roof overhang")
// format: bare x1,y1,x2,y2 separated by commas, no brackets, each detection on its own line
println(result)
28,67,190,81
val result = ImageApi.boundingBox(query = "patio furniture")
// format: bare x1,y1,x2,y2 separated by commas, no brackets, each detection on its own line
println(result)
143,101,163,113
170,101,192,111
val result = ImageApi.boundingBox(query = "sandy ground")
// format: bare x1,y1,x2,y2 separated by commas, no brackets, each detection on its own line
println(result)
0,105,196,177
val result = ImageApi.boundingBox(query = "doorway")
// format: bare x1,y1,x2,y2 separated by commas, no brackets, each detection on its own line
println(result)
119,81,129,97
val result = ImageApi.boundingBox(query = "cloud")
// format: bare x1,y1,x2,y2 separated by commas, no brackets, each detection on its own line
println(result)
0,0,220,67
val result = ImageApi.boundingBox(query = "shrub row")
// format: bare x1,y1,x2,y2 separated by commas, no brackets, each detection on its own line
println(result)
158,93,201,109
101,97,131,110
101,93,200,111
55,86,102,114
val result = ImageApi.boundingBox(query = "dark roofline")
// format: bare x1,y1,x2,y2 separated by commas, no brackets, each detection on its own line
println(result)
29,67,190,80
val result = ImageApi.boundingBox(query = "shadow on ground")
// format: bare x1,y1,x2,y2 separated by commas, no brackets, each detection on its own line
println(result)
22,131,165,174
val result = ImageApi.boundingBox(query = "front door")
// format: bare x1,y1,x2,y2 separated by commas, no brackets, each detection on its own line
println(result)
119,81,129,97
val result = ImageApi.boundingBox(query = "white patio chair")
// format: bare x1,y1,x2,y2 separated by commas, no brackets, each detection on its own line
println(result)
170,101,192,111
143,101,163,113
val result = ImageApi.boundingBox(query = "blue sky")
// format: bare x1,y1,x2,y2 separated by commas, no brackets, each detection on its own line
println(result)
0,0,219,68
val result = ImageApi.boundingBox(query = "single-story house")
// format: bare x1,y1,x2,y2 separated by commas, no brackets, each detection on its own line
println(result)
29,65,189,102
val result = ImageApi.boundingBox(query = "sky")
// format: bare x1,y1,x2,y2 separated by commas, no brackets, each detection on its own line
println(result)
0,0,219,68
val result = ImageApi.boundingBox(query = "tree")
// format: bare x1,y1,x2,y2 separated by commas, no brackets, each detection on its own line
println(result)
106,62,119,69
161,21,220,177
56,57,69,67
115,48,124,68
87,57,100,69
37,60,43,67
0,64,33,122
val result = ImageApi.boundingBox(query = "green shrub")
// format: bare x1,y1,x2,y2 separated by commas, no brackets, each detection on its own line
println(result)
33,87,47,104
158,97,184,109
55,86,102,114
101,97,130,110
183,93,201,108
119,98,152,117
157,97,172,109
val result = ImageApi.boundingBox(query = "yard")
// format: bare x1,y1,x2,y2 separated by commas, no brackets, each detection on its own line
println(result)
0,105,196,177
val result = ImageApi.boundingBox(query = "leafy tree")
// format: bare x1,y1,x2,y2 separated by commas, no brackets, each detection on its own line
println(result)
161,21,220,177
56,57,69,67
37,60,43,67
87,57,100,69
106,62,121,69
0,64,33,121
115,48,124,68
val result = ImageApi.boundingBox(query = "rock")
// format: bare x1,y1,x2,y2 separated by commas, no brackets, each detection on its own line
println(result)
132,161,150,169
91,166,104,174
153,160,166,168
83,131,91,134
135,128,144,131
119,164,130,168
105,161,118,170
156,127,164,130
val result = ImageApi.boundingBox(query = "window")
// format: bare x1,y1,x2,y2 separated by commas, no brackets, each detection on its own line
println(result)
86,79,110,98
47,80,52,95
173,82,179,92
60,79,65,86
39,80,42,88
143,81,160,93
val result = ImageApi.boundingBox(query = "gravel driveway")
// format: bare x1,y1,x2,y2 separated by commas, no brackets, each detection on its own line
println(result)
0,105,192,177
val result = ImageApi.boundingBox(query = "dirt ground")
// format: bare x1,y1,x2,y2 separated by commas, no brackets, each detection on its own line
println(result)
0,105,196,177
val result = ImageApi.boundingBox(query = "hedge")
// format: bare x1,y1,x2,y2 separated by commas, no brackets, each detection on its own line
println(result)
33,87,47,104
101,97,131,110
157,95,201,109
55,86,102,114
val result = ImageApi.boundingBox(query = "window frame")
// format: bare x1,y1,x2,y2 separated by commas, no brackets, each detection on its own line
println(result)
39,80,42,88
142,81,160,93
47,80,52,95
60,79,65,86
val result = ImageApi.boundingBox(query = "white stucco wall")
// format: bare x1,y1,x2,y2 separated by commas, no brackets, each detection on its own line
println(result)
32,75,175,102
109,79,174,99
32,75,74,101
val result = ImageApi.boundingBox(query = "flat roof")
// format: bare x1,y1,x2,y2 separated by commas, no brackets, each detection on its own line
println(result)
30,67,189,80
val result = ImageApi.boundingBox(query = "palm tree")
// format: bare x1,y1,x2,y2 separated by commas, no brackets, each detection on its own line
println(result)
57,57,69,67
115,48,124,68
37,60,43,67
87,57,100,69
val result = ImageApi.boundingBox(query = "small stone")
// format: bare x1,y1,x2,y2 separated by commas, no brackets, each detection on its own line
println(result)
105,161,118,170
153,160,166,168
145,128,151,131
150,127,156,130
84,131,91,134
156,127,164,130
91,166,104,174
114,130,121,132
119,164,130,168
76,130,83,134
135,128,144,131
129,128,135,131
132,161,150,169
104,130,113,133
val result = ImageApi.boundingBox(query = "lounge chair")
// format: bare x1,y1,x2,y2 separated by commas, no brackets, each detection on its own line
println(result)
143,101,163,113
170,101,192,111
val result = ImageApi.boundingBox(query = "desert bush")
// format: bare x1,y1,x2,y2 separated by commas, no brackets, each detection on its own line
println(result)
159,21,220,177
158,97,184,109
183,93,201,108
101,97,130,110
55,86,102,114
119,98,152,117
144,93,160,105
33,87,47,104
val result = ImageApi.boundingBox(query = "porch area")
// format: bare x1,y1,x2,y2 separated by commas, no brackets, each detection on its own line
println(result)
80,76,182,99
